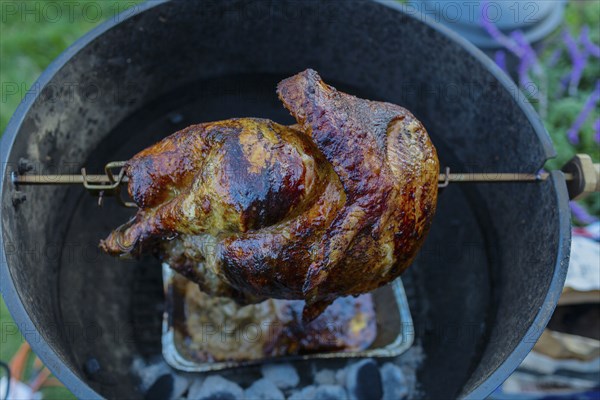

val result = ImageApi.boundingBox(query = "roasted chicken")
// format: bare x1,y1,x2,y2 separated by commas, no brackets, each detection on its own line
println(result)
100,69,439,321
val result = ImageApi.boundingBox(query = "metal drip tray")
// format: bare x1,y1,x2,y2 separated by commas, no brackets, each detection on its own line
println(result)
161,264,414,372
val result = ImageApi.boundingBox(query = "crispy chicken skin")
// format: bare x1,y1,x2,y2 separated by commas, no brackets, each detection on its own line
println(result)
100,69,439,321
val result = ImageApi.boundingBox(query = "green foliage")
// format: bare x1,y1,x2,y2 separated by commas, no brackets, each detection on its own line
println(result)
564,0,600,29
537,1,600,218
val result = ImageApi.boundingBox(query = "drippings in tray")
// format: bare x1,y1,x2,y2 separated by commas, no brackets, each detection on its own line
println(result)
169,274,377,362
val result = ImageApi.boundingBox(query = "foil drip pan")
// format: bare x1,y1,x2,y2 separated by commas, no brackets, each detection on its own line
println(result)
161,264,414,372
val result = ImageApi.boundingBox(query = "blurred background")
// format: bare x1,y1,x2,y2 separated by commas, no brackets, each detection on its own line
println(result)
0,1,598,399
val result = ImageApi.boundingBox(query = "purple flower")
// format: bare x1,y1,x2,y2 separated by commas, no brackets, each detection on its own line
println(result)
494,50,508,74
548,47,563,67
563,29,588,95
479,1,522,55
594,118,600,144
479,3,543,94
570,201,599,224
581,26,600,59
566,80,600,145
511,31,539,88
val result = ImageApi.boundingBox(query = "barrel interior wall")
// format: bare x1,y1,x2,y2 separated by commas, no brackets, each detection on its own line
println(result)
405,182,492,398
461,175,569,395
1,104,97,380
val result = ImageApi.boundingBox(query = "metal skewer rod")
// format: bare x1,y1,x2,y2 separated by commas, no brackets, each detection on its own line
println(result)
8,154,597,203
11,161,136,207
438,172,548,183
436,169,574,187
10,158,592,204
12,174,129,185
438,172,575,182
11,172,572,185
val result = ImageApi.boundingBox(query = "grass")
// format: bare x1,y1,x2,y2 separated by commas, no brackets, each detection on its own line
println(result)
0,0,598,398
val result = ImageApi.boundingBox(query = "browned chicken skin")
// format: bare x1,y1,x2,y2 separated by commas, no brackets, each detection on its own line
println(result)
100,69,439,321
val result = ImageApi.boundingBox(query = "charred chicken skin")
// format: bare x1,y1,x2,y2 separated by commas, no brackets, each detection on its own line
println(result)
100,69,439,321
